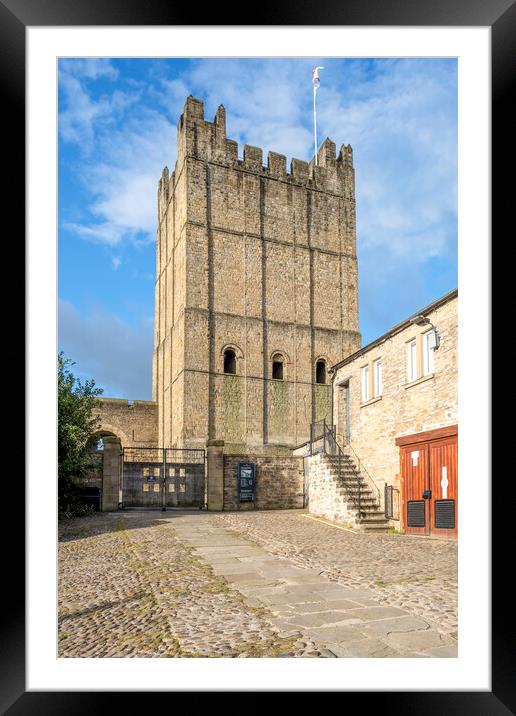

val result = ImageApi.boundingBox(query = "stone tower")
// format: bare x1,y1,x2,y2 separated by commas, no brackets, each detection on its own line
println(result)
152,96,361,453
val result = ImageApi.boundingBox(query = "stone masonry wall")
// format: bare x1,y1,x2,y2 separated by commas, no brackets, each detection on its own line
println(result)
306,452,359,527
332,292,458,527
153,96,361,452
93,398,158,448
223,454,305,511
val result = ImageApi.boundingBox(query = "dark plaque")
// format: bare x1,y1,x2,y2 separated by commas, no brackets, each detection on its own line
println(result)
238,463,255,502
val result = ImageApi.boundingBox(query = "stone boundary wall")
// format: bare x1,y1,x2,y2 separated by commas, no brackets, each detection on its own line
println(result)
94,398,158,448
223,454,305,511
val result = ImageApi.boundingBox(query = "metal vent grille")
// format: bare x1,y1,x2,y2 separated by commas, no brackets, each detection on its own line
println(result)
435,500,455,529
407,500,425,527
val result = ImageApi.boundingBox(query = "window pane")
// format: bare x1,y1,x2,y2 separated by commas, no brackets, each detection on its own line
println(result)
408,341,417,382
374,360,382,397
361,366,369,402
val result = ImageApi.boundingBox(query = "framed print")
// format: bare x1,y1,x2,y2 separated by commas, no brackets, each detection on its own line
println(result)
7,0,508,710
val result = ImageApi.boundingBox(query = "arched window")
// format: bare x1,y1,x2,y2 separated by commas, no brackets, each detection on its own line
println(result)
272,355,284,380
223,348,237,374
316,359,326,384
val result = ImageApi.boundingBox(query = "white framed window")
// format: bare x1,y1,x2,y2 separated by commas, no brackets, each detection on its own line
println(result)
407,339,417,382
361,365,370,402
373,359,382,397
423,330,436,375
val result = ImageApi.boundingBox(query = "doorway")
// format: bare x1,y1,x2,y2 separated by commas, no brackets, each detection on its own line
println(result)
397,426,458,538
336,380,350,447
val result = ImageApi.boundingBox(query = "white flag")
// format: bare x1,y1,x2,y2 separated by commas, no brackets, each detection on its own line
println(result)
312,66,324,91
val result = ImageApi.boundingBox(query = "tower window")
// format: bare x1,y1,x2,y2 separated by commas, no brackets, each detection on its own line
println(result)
223,349,236,375
316,360,326,384
272,358,284,380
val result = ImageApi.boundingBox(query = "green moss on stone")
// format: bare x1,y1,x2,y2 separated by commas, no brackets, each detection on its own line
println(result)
221,375,244,441
314,384,331,422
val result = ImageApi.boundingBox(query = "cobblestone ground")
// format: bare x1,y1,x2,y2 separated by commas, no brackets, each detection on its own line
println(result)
215,511,458,638
58,511,321,658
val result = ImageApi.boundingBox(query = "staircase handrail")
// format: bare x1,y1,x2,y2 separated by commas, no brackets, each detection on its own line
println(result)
319,420,366,517
317,420,382,518
339,438,381,508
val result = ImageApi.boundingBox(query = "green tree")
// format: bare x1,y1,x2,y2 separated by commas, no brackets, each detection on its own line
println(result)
58,352,103,518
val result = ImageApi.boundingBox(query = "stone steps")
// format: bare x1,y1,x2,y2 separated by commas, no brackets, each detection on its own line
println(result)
320,454,390,533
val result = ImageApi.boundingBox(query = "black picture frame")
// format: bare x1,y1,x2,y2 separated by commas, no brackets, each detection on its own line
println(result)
9,0,505,710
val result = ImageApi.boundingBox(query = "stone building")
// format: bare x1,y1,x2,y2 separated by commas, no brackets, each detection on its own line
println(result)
306,289,458,536
151,95,361,454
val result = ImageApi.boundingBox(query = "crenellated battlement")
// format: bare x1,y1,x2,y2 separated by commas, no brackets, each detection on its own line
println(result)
172,95,354,196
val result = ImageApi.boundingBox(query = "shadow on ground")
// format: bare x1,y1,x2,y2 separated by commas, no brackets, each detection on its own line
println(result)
58,509,205,542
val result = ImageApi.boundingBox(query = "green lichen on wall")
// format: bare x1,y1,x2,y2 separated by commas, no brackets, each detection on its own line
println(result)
221,374,244,441
315,384,331,422
269,380,291,441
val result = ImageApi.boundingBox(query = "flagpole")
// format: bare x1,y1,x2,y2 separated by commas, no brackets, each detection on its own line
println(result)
312,66,323,166
313,85,318,166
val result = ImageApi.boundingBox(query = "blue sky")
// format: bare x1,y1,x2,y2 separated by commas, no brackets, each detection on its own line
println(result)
58,57,457,399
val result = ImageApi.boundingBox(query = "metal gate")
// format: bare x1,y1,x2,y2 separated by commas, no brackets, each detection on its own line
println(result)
121,447,205,509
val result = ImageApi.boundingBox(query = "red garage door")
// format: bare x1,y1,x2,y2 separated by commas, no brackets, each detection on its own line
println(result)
397,426,458,538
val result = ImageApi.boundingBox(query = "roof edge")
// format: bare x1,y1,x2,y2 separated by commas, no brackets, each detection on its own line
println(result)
330,288,458,374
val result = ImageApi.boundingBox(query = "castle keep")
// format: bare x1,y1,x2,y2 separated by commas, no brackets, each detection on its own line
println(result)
152,96,361,453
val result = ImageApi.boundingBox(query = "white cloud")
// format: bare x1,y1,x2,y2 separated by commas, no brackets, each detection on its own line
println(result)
63,221,128,247
87,112,175,238
315,59,457,261
59,69,139,152
59,58,119,80
60,63,176,247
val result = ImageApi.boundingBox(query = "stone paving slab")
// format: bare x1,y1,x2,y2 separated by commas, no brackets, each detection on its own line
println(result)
215,511,458,638
422,644,459,658
279,600,365,614
385,629,454,652
357,615,434,637
170,513,458,658
335,605,409,621
325,639,401,658
284,612,366,628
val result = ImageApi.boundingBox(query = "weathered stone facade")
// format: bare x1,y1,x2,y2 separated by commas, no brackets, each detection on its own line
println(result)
306,452,359,527
93,398,158,448
153,96,361,453
331,290,458,529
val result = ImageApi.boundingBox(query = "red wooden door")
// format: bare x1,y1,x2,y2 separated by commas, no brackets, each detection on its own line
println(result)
401,444,430,536
429,436,458,538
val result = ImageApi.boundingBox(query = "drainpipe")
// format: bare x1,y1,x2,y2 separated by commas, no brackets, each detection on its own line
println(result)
329,366,335,436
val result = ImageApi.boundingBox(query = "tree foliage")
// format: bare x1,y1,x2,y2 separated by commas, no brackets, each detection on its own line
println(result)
58,352,103,517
